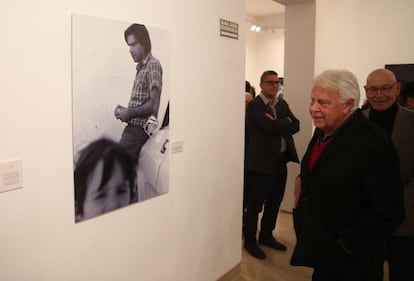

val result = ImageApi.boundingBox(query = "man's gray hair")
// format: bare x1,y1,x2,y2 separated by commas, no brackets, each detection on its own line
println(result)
314,69,360,112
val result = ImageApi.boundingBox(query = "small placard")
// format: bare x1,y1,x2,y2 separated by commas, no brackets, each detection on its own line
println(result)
220,18,238,40
0,159,23,193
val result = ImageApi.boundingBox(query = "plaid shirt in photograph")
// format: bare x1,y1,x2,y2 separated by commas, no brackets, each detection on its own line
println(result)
127,53,163,127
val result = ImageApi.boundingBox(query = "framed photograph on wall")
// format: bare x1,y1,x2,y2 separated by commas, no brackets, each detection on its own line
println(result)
385,63,414,106
71,13,170,223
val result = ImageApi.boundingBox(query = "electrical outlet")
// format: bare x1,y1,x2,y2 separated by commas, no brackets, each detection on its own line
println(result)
0,159,23,193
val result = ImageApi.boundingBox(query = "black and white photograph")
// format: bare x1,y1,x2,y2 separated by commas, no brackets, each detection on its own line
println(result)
71,14,170,223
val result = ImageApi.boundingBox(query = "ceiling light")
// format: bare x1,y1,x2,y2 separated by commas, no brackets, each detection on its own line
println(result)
250,24,261,32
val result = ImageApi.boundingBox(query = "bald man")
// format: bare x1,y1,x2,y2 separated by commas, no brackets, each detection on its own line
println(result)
363,68,414,281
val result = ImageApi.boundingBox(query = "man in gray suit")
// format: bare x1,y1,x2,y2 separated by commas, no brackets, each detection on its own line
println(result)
363,68,414,281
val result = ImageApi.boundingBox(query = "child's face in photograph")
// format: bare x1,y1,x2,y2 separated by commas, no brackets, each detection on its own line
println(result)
81,160,131,220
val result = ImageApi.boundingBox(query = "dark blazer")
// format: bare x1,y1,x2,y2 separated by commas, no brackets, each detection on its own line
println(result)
363,105,414,236
245,95,299,174
291,110,404,269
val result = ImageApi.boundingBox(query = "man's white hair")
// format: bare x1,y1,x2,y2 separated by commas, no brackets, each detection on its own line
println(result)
314,69,361,112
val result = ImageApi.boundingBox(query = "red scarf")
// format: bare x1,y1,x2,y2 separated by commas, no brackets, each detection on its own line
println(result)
308,135,334,171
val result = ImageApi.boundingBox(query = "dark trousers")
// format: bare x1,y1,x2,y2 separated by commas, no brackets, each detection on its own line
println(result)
243,170,251,210
243,157,287,242
388,235,414,281
242,169,251,228
119,124,148,165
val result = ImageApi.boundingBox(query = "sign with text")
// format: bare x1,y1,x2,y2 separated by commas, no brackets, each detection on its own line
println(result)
220,19,238,40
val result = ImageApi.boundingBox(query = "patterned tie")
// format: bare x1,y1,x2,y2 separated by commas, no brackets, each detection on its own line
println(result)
266,102,275,118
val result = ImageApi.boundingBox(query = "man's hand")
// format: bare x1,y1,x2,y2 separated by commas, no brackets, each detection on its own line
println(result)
144,115,158,136
265,113,275,120
114,105,131,122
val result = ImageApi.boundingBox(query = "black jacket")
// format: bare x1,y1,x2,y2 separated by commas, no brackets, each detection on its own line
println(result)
291,110,404,269
245,96,299,174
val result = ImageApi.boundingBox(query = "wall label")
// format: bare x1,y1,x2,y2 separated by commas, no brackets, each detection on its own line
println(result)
0,159,23,193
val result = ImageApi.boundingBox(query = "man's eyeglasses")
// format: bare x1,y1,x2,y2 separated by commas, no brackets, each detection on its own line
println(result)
364,83,396,95
262,80,280,86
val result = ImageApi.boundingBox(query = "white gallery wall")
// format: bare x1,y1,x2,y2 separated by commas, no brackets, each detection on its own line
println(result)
314,0,414,88
280,1,316,212
245,14,285,90
0,1,245,281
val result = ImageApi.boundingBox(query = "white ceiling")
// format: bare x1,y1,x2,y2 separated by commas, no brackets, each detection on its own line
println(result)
246,0,285,18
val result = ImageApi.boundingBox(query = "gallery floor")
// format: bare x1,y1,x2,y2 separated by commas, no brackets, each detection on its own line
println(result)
220,211,390,281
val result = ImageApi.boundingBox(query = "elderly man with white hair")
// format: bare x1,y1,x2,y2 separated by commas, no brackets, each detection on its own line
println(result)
291,69,404,281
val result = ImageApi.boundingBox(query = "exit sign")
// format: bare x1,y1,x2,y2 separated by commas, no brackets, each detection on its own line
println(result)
220,19,238,40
